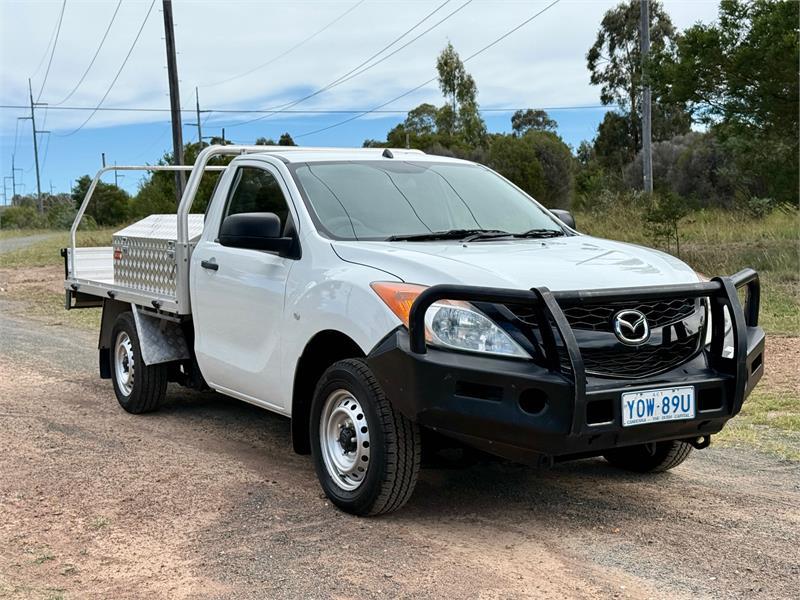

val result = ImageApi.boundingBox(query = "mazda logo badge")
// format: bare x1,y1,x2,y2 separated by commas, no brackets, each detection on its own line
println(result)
613,309,650,345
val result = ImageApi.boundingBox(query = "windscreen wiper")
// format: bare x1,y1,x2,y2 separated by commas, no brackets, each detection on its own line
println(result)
386,229,508,242
463,228,566,242
511,228,566,239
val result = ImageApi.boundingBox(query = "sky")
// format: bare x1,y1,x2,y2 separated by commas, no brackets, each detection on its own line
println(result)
0,0,720,200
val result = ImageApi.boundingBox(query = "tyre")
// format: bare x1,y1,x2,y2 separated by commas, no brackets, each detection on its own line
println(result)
603,440,693,473
310,359,421,516
110,312,168,414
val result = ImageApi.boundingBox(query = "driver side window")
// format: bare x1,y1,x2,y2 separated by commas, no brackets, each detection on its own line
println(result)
221,166,290,234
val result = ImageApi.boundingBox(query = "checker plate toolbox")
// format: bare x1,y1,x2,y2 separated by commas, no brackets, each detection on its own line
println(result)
112,215,205,297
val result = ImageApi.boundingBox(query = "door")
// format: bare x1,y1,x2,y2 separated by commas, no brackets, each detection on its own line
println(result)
190,161,297,411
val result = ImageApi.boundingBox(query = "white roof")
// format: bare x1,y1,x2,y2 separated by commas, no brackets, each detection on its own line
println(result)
242,147,471,165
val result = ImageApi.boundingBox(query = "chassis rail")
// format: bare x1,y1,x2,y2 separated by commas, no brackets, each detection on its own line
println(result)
407,269,761,438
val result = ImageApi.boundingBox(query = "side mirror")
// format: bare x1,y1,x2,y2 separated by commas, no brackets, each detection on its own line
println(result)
550,209,576,230
219,212,296,256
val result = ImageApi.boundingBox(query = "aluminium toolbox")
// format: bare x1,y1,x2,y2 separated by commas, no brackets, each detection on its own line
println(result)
112,214,205,297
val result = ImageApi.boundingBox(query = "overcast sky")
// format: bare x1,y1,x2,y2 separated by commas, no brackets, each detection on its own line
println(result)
0,0,719,197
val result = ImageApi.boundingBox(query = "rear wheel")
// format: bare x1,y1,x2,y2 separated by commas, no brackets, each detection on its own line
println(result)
603,440,693,473
110,312,167,414
310,359,421,516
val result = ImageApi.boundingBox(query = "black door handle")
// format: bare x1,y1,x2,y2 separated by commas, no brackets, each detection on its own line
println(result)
200,259,219,271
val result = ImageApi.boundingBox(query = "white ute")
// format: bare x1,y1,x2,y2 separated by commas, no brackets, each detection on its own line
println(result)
64,145,765,515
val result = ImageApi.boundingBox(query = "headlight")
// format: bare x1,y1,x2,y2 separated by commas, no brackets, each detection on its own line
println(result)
371,282,531,359
425,302,530,358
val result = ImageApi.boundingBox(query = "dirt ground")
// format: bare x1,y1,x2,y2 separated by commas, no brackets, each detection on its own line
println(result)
1,282,799,599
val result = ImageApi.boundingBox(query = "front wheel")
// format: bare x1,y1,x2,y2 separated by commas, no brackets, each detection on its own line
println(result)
310,359,421,516
603,440,693,473
110,312,167,414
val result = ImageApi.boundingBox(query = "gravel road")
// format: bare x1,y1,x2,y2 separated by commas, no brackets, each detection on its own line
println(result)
1,303,798,599
0,234,59,255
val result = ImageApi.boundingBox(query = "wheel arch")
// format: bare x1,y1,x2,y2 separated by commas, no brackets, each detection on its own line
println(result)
291,329,365,454
98,299,132,378
99,300,191,379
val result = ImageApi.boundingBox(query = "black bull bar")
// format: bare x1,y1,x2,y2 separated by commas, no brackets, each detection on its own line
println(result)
407,268,764,438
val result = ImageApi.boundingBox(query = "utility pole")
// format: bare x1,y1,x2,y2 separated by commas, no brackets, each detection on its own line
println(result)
27,78,43,212
195,87,202,145
162,0,185,205
640,0,653,194
11,154,23,205
114,161,125,188
101,152,106,168
185,87,203,145
49,181,55,195
3,176,12,205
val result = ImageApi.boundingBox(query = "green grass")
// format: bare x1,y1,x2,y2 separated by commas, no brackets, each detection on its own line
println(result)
4,283,102,330
715,387,800,460
0,229,116,269
0,229,111,329
576,207,800,335
0,228,56,240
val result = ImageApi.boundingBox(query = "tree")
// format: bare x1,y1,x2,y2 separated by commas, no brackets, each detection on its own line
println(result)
71,175,130,226
404,103,439,136
435,42,486,146
592,111,635,175
131,142,231,219
436,42,466,116
256,133,296,146
653,0,797,133
651,0,799,203
278,132,296,146
511,109,557,135
586,0,680,152
489,131,573,208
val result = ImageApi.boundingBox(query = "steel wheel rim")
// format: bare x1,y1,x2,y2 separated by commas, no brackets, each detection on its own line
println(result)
114,331,135,396
319,389,371,491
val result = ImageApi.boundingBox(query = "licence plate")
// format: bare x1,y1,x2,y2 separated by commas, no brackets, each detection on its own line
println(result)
621,386,695,427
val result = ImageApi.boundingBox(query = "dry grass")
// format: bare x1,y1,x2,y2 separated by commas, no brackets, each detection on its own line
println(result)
576,207,799,335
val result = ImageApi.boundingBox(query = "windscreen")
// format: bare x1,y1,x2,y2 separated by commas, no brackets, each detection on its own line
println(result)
292,161,563,240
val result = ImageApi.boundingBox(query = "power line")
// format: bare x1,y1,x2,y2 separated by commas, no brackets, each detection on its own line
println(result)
296,0,562,138
52,0,123,106
0,103,612,115
203,0,367,88
56,0,156,137
36,0,67,102
232,0,455,121
29,4,64,80
225,0,471,129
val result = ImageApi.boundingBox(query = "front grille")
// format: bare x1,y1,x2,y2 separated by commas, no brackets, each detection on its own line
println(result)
509,297,697,332
559,334,702,378
502,297,703,379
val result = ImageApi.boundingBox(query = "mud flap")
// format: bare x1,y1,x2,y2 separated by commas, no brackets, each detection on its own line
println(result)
131,305,190,365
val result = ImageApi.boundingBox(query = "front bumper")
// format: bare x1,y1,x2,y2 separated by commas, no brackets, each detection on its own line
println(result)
366,269,765,464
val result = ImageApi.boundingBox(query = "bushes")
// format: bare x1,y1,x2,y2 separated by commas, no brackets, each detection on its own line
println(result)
488,131,573,208
643,192,690,254
0,195,98,231
0,206,47,229
623,132,735,207
71,175,130,226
